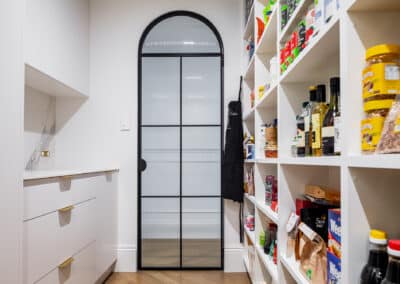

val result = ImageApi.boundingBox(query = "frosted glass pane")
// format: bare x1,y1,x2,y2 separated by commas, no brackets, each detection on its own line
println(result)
182,57,221,125
142,57,180,125
182,198,221,267
141,197,180,267
143,16,220,53
182,127,221,196
142,127,180,196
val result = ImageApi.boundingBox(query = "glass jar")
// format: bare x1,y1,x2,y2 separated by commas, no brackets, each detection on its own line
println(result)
361,100,393,153
363,44,400,100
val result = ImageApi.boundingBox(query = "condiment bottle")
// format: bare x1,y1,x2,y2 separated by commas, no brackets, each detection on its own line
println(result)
382,240,400,284
311,84,328,156
360,230,388,284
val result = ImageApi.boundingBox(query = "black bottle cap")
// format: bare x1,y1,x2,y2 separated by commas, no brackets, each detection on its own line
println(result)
330,77,340,94
317,84,326,102
309,86,317,102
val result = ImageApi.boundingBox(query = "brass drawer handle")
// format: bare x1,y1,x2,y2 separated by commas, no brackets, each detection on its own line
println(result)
58,205,74,213
58,257,74,269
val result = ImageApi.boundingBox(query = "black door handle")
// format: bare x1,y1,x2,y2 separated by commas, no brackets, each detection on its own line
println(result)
140,159,147,172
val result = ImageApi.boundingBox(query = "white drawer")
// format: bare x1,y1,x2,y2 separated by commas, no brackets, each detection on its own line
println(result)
35,242,96,284
24,199,95,284
24,173,105,220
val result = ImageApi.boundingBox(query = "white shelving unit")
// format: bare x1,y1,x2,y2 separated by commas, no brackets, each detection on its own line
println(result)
241,0,400,283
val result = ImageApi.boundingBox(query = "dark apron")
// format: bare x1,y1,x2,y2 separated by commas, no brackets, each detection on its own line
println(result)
222,77,244,241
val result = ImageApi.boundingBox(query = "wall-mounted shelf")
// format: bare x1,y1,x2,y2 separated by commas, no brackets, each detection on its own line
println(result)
25,64,88,98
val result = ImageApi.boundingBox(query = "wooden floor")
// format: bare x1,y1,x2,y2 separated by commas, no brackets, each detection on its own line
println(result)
105,271,251,284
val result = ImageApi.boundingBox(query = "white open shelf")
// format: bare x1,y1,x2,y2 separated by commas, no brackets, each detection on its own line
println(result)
245,226,256,245
25,64,88,98
255,245,278,282
243,4,255,40
245,193,256,205
244,55,256,89
280,254,309,284
242,1,400,283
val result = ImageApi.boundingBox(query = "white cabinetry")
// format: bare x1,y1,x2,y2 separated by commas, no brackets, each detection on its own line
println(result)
25,0,89,97
23,169,118,284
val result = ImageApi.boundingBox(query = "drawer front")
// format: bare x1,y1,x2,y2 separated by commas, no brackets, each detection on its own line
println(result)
35,242,96,284
24,199,95,284
24,173,106,220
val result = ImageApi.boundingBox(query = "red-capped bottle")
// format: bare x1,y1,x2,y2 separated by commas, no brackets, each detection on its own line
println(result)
382,240,400,284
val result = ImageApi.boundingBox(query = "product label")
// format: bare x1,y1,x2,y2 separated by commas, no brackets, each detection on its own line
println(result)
361,117,385,151
312,113,321,149
297,129,305,147
363,63,400,98
334,116,341,153
322,126,334,154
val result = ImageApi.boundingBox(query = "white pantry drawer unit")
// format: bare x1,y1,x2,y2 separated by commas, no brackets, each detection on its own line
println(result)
24,199,95,284
35,242,96,284
24,174,101,221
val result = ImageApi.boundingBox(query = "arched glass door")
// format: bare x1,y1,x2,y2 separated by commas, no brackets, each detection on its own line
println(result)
138,12,224,269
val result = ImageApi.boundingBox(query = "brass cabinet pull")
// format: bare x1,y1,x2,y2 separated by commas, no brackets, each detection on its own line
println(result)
58,205,74,213
58,257,74,269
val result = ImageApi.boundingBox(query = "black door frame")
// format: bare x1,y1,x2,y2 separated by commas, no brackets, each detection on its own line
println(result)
137,11,225,270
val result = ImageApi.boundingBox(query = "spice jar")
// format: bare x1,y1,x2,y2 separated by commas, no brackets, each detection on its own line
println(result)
361,99,394,153
363,44,400,100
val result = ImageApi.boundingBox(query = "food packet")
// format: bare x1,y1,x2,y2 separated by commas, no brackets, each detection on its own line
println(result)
377,96,400,154
298,223,327,284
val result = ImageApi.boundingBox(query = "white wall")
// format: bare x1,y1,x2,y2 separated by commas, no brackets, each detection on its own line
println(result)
55,0,244,272
0,0,24,282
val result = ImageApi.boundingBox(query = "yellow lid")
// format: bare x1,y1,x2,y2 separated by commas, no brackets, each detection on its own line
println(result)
366,44,400,60
370,230,387,241
364,99,394,112
259,85,265,91
309,85,317,91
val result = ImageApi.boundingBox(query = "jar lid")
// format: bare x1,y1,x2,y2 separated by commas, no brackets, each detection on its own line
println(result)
366,44,400,60
364,100,394,112
370,229,387,245
388,240,400,257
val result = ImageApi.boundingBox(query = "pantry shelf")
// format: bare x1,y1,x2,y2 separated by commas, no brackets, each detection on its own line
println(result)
348,155,400,170
255,245,278,282
279,15,340,83
243,4,255,40
256,201,278,224
279,156,342,167
279,0,312,43
255,83,277,110
256,6,277,56
280,254,309,284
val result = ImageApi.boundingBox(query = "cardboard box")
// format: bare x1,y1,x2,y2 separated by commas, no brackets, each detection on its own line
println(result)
328,209,341,258
327,250,341,284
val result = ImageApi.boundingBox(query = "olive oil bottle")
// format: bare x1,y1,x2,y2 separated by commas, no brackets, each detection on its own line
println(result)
311,85,328,156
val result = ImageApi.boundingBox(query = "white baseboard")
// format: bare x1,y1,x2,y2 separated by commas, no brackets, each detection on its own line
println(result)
115,245,244,273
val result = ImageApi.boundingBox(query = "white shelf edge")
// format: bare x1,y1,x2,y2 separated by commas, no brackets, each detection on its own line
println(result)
255,245,278,282
243,4,255,40
256,201,278,224
255,6,278,55
25,64,88,98
245,226,256,244
245,193,256,205
255,83,278,109
279,156,342,167
280,254,309,284
255,158,278,164
348,154,400,169
279,14,340,83
279,0,310,42
245,159,256,163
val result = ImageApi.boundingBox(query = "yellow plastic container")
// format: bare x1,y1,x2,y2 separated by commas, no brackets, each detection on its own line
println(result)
363,44,400,99
361,99,394,153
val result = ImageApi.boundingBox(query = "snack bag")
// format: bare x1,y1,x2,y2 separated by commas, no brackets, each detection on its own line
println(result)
377,96,400,153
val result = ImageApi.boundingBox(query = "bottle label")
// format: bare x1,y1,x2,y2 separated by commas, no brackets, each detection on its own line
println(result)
334,116,341,153
297,130,305,147
312,113,321,149
322,126,334,155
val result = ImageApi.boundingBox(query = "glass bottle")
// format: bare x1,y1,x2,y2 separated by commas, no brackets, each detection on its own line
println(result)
312,85,328,156
305,86,317,156
360,230,388,284
297,102,309,157
322,77,340,156
382,240,400,284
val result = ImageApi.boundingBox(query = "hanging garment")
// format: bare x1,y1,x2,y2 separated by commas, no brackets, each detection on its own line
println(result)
222,77,245,242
